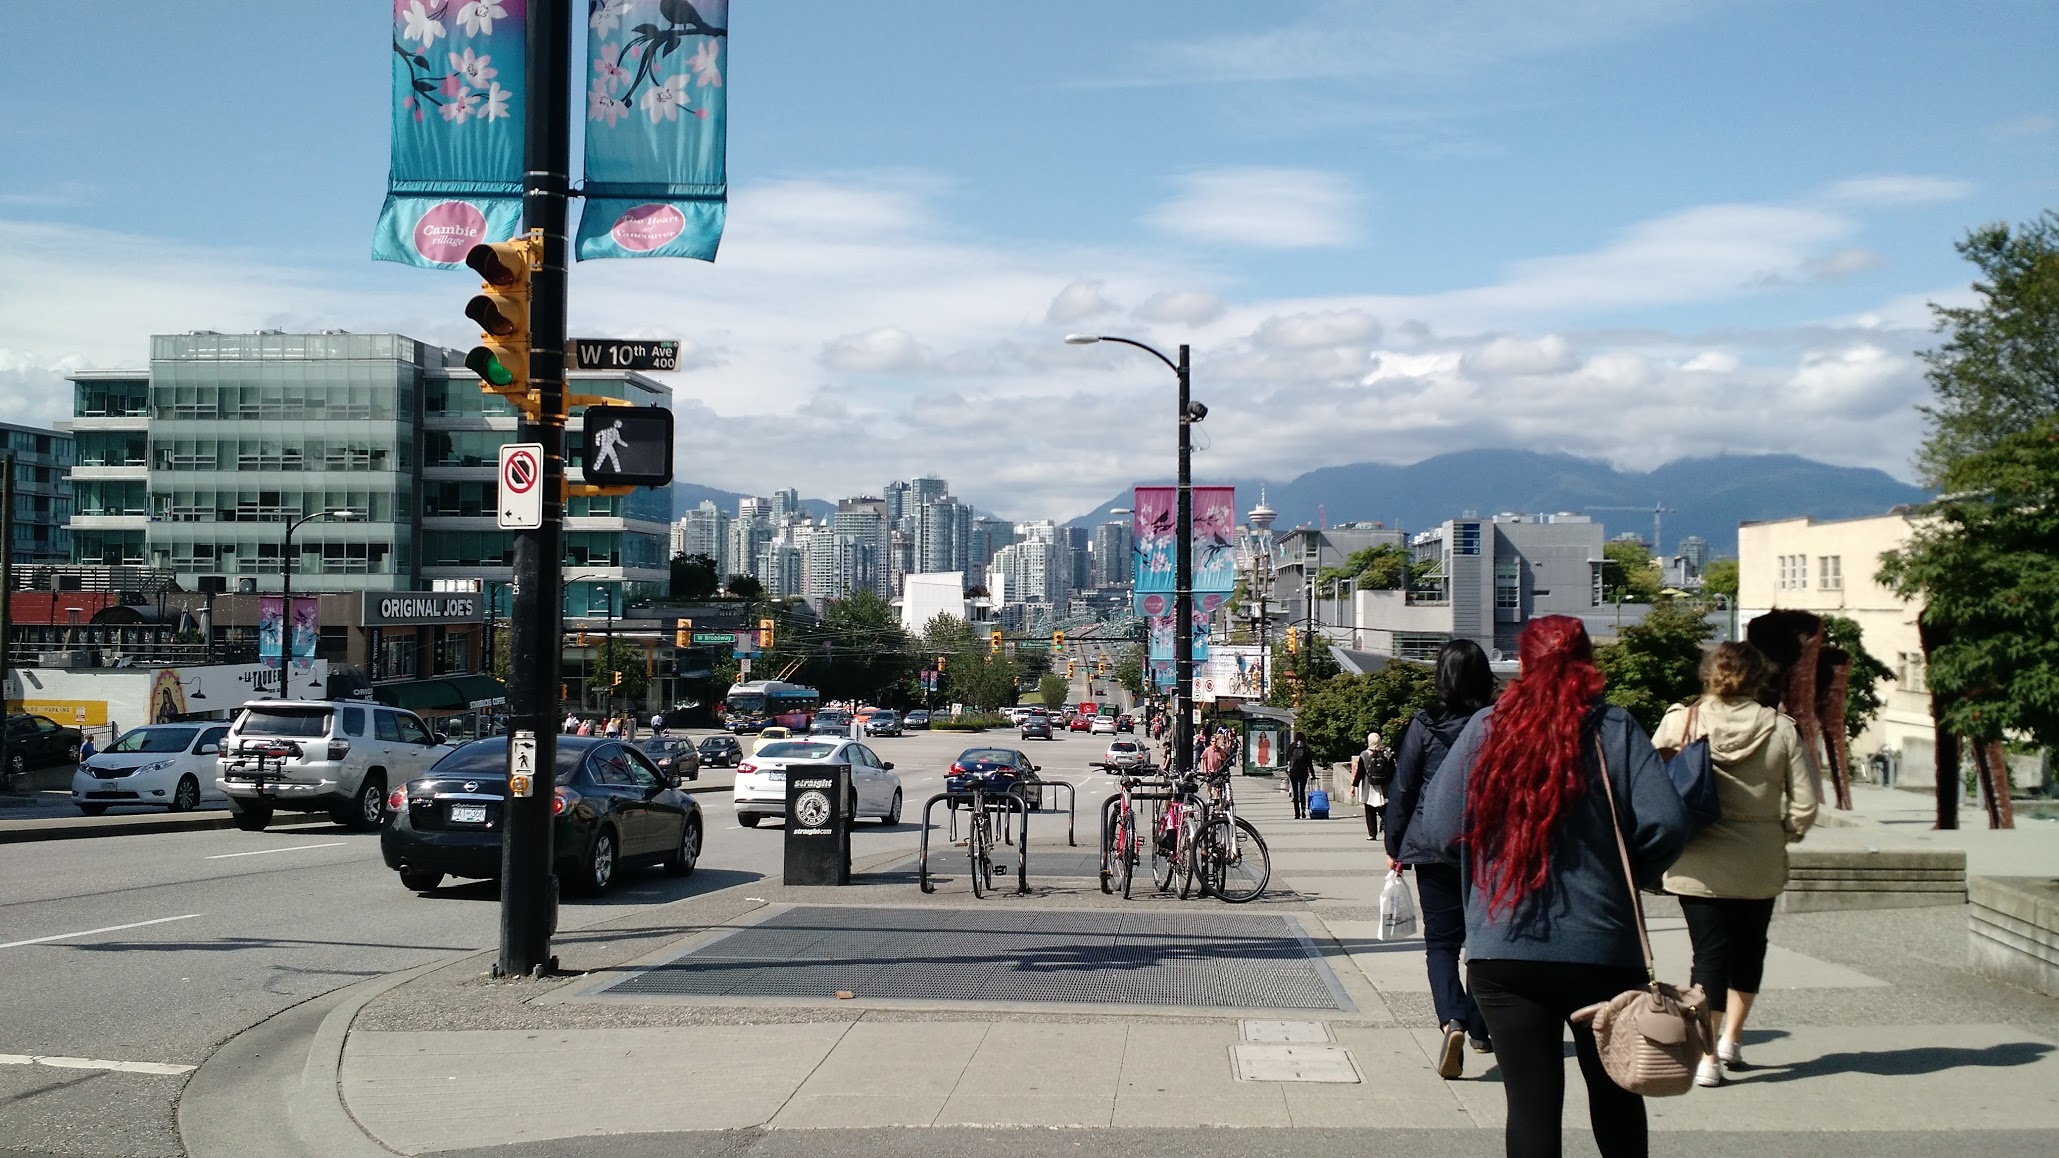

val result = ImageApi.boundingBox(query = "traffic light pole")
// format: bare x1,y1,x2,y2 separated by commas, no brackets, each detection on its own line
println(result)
1174,344,1194,779
498,0,571,980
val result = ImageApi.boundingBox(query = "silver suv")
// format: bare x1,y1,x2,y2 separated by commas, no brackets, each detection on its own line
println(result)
218,700,448,832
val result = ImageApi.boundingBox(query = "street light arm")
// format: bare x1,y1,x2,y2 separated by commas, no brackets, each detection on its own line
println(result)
1071,334,1180,375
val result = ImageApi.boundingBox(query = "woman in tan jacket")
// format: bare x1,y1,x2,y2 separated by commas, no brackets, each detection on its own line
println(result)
1653,641,1819,1088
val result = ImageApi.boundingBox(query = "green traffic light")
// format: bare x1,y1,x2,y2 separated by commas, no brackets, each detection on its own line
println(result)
466,346,514,387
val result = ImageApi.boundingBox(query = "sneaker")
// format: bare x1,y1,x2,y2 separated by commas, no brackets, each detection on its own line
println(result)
1717,1038,1746,1070
1468,1033,1493,1054
1694,1057,1724,1088
1435,1023,1466,1079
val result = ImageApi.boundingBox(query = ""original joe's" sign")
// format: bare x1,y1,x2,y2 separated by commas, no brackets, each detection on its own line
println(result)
361,592,484,627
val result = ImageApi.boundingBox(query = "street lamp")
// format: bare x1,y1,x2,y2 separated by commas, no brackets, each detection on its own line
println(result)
1065,333,1206,776
280,508,355,700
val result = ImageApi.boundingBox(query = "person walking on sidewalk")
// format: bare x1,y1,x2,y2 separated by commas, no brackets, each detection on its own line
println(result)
1652,641,1819,1088
1284,737,1315,819
1384,638,1496,1077
1418,616,1689,1158
1351,731,1396,840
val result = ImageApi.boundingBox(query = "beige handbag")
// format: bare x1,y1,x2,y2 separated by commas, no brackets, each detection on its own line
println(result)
1570,739,1710,1097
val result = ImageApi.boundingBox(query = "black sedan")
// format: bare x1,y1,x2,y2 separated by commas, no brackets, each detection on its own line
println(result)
6,714,84,780
381,737,702,896
1018,712,1053,741
635,736,702,781
946,746,1045,808
697,734,743,767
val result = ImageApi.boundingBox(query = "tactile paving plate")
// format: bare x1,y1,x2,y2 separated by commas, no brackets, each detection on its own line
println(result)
596,906,1349,1010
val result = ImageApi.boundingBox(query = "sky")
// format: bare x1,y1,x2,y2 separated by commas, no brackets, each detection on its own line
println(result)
2,1,2055,521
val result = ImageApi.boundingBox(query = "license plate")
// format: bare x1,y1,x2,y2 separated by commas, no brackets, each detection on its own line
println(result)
448,804,487,824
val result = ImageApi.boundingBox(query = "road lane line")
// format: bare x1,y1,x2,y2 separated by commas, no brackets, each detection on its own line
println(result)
202,842,347,860
0,913,204,950
0,1054,195,1075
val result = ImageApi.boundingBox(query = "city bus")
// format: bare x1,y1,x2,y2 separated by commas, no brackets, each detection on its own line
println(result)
723,680,820,733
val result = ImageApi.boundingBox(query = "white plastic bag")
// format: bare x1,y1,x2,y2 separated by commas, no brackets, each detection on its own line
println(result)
1376,870,1418,941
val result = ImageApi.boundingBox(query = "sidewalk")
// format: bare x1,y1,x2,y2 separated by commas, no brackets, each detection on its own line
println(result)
200,771,2059,1155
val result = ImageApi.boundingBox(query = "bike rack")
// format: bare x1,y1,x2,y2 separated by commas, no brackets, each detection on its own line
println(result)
918,789,1030,896
1027,779,1077,846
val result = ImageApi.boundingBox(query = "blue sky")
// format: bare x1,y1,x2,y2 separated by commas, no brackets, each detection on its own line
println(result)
3,1,2054,518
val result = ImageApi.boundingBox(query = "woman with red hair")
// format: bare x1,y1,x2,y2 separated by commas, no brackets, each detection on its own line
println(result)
1418,615,1689,1158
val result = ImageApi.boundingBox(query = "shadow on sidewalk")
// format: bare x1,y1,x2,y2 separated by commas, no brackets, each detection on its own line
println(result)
1747,1040,2053,1083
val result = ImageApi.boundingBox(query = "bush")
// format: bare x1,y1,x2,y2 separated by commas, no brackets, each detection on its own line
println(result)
932,712,1011,732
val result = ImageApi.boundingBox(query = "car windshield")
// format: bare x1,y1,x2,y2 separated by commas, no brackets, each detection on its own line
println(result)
428,738,583,776
107,727,199,754
757,741,838,761
237,708,330,738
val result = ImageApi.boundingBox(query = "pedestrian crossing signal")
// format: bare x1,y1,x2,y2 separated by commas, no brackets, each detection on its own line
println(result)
579,405,675,488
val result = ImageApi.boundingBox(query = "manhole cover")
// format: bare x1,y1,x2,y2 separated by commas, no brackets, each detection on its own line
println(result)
1231,1043,1362,1083
594,906,1350,1010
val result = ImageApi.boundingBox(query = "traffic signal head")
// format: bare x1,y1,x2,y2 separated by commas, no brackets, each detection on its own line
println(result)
611,671,623,687
758,618,775,650
1053,629,1065,649
1285,627,1299,653
463,236,538,404
577,629,590,647
675,618,691,648
990,633,1003,655
936,655,947,670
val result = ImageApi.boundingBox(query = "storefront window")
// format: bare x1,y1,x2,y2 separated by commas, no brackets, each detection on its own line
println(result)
373,630,419,682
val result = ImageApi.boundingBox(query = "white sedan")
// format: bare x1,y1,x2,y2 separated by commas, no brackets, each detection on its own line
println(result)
733,738,903,828
71,723,231,814
1090,715,1118,735
1103,739,1149,772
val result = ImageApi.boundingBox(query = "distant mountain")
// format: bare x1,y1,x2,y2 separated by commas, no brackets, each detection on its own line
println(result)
670,482,835,522
1064,450,1930,555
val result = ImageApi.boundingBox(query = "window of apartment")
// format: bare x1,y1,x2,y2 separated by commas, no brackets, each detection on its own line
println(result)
1494,560,1521,609
1896,651,1927,693
1394,633,1448,661
1819,555,1843,591
1777,554,1811,590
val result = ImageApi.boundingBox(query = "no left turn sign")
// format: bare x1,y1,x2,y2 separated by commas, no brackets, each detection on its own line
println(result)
499,443,544,529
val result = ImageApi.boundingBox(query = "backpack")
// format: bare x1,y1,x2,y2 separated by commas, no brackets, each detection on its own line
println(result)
1664,703,1722,835
1357,747,1397,790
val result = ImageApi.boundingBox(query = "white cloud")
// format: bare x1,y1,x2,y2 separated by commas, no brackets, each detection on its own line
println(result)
1819,175,1975,207
1045,279,1121,325
1460,334,1576,376
819,327,938,375
1992,113,2053,138
1136,0,1709,85
1134,291,1226,325
1252,309,1380,349
1143,168,1363,249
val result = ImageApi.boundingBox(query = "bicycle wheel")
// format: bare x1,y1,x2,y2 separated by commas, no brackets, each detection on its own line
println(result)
1204,816,1270,903
1110,809,1134,898
969,813,990,898
1099,809,1117,895
1150,816,1177,893
1177,816,1200,899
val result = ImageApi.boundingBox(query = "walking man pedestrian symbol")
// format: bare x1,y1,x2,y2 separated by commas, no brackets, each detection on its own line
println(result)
594,419,628,473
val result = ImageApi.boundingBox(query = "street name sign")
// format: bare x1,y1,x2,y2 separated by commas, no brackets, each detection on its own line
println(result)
498,443,544,528
571,339,680,371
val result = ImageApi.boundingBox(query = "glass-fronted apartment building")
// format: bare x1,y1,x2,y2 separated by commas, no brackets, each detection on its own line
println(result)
64,331,670,608
1,422,74,565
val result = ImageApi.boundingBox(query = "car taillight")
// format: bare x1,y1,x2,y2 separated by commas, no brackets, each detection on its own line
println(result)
329,740,351,761
552,786,581,816
738,761,757,775
386,787,407,810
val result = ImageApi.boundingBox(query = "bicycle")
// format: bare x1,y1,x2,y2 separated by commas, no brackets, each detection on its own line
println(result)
1183,773,1271,903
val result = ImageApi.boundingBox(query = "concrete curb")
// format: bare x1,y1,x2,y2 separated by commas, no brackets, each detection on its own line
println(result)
1,780,727,843
180,953,478,1158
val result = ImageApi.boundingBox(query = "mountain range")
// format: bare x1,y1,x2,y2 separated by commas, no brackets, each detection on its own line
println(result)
1062,450,1931,556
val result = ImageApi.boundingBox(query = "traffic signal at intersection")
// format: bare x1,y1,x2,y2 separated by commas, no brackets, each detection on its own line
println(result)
675,618,692,647
990,632,1003,655
1286,627,1299,654
463,235,541,408
1052,629,1065,649
759,618,776,651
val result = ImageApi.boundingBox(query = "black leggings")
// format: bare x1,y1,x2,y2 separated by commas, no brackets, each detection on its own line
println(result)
1469,959,1649,1158
1677,895,1776,1013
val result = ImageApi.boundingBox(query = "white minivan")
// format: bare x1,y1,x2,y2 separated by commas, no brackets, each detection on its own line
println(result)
71,723,231,814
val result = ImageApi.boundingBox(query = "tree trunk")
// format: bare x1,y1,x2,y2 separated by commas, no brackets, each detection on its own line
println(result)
1979,739,2015,829
1919,613,1957,830
1818,653,1854,810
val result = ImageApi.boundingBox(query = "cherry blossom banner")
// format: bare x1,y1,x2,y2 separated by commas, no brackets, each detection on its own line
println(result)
1192,486,1238,608
577,0,728,261
373,2,528,269
1132,487,1175,597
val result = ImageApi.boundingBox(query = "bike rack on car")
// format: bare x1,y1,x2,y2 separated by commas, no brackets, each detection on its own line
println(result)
917,788,1030,896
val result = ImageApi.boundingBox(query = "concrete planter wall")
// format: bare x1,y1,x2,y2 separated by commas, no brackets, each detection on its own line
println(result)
1968,876,2059,999
1778,847,1967,913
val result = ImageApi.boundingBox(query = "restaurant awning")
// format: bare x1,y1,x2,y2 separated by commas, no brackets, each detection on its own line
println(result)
372,674,507,713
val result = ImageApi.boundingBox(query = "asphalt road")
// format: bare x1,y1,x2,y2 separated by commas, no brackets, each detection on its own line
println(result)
0,725,1122,1158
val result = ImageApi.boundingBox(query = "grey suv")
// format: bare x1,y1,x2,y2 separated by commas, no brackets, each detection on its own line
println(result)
218,701,449,832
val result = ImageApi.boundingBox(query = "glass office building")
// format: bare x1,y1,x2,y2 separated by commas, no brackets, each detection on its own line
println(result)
65,331,670,605
1,422,75,565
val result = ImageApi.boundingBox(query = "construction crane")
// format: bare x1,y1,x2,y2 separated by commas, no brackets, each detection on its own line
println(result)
1584,503,1677,557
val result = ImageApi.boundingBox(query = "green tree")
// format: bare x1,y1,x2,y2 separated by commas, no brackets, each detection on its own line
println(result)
812,589,917,703
1594,599,1714,731
725,574,764,601
669,553,720,600
1264,634,1340,708
1915,211,2059,485
1700,557,1739,601
1602,540,1663,604
1878,418,2059,749
1316,543,1411,590
1821,615,1895,742
589,637,650,707
1036,673,1069,708
1114,640,1147,699
1296,663,1439,764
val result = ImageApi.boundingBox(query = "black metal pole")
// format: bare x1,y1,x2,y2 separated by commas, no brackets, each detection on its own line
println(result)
1,454,12,789
499,0,570,979
280,516,294,701
604,586,615,724
1174,344,1193,778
